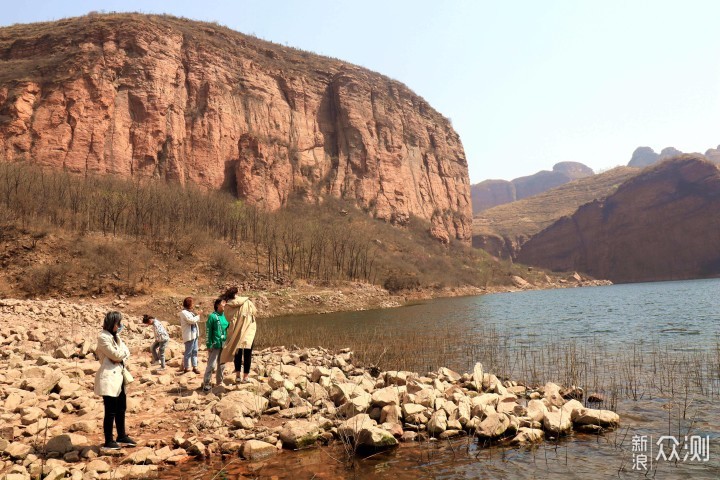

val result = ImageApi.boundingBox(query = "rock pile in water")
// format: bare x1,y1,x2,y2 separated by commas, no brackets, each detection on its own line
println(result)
0,298,619,479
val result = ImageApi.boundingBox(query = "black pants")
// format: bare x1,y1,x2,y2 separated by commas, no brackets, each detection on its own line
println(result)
102,386,127,443
234,343,254,374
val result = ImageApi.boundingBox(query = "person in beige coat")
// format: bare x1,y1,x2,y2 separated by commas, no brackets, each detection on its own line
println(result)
219,287,258,382
94,311,136,450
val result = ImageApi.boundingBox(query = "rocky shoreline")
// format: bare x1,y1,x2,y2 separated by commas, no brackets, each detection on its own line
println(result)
0,298,619,480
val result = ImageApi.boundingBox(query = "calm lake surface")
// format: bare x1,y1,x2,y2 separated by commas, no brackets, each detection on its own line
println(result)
162,279,720,479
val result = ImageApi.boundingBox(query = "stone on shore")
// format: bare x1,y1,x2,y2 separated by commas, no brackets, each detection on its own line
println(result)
241,440,277,460
475,410,511,440
45,434,88,454
573,408,620,427
511,427,545,444
279,420,320,449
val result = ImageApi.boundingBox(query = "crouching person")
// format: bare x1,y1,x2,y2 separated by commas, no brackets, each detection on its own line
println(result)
142,314,169,370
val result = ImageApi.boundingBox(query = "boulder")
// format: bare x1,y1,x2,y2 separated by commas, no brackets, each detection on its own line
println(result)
527,399,547,423
279,420,320,449
86,459,111,473
45,434,88,454
543,382,565,407
122,447,155,465
20,373,63,395
438,367,461,382
269,388,291,409
573,408,620,428
371,386,400,407
241,440,277,460
69,420,96,434
427,410,448,436
337,413,376,438
214,391,268,420
542,406,572,435
5,442,31,460
511,427,545,444
337,391,371,417
278,406,313,418
310,366,331,383
475,411,511,440
357,426,399,449
380,405,402,425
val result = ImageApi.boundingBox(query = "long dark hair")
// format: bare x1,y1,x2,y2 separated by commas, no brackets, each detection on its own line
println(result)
222,287,238,301
103,311,122,340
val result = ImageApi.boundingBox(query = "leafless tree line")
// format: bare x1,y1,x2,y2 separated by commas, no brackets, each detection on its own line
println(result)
0,162,375,283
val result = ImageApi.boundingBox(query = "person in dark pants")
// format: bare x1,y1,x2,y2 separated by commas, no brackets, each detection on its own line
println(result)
220,287,258,383
234,341,255,381
94,311,137,450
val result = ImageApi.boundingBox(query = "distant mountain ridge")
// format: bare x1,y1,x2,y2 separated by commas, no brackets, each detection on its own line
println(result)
628,145,720,167
516,156,720,283
472,166,639,258
471,162,594,213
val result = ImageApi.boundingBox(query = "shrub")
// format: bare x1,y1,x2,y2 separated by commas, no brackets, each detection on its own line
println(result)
383,270,420,293
21,263,70,296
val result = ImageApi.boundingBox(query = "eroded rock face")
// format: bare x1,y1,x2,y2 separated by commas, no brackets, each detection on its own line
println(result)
517,156,720,282
0,14,471,242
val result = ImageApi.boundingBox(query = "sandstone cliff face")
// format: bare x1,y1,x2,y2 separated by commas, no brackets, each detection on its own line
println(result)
471,162,593,213
516,157,720,282
0,14,471,241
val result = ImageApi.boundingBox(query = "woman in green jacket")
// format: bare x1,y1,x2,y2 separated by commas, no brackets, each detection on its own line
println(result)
202,298,229,391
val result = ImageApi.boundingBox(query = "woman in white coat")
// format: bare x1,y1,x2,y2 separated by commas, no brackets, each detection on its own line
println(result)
179,297,201,374
94,311,136,450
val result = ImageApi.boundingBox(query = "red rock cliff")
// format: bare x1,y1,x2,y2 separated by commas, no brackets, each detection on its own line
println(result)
0,14,471,241
516,156,720,282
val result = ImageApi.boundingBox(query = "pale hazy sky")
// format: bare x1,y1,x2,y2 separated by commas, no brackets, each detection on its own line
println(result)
3,1,720,183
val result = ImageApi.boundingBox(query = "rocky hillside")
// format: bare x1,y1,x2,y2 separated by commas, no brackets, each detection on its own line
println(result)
0,13,471,242
471,162,593,213
516,156,720,283
472,167,638,258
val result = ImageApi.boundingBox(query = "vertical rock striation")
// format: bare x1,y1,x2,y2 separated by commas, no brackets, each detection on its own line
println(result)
0,14,471,241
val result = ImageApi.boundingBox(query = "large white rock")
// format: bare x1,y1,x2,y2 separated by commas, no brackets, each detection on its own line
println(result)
476,411,511,439
414,388,437,408
329,382,365,405
573,408,620,427
427,410,448,436
337,413,376,439
371,386,400,407
279,420,320,449
215,391,268,420
269,388,291,409
527,399,547,423
543,382,565,407
380,405,402,425
241,440,277,460
337,390,372,418
472,363,484,391
543,406,572,435
511,427,545,444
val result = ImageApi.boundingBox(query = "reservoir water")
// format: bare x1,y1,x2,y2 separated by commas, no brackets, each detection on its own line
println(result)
162,279,720,479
